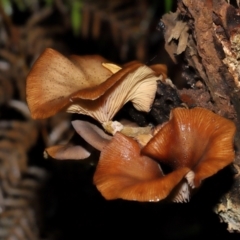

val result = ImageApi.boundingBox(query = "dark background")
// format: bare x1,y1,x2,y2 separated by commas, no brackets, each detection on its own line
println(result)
1,0,240,239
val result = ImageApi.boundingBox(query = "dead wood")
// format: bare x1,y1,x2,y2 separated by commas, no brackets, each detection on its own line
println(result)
160,0,240,233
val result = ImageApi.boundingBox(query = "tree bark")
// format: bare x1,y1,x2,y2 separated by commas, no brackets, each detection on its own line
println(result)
160,0,240,233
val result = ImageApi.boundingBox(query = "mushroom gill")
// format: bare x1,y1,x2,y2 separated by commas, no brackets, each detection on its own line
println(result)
66,63,158,122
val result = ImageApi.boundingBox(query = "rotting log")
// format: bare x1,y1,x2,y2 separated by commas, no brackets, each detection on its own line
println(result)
159,0,240,233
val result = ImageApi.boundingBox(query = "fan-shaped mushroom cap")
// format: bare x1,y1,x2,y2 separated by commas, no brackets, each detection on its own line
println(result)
27,48,112,119
26,48,158,123
94,132,190,202
142,107,236,187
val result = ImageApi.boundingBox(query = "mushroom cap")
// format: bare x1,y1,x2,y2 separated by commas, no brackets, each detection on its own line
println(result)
26,48,158,123
142,107,236,187
44,144,90,160
93,132,190,202
71,120,112,151
26,48,112,119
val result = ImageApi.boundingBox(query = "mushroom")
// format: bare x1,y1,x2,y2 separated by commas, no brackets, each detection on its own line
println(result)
44,120,112,160
93,132,190,202
142,107,236,188
26,48,160,126
26,48,112,119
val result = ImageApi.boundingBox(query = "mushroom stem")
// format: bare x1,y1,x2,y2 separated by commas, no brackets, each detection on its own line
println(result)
102,121,153,145
102,121,123,135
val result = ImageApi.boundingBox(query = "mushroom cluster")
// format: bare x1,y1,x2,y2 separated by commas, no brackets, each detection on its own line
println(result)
26,48,163,128
94,107,236,202
26,48,236,203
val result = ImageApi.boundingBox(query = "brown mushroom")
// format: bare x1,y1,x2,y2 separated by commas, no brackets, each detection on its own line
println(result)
142,107,236,188
26,48,111,119
93,132,191,202
26,48,159,124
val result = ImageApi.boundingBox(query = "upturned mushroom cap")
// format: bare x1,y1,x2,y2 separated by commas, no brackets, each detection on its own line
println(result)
26,48,112,119
142,107,236,187
26,48,159,123
93,132,190,202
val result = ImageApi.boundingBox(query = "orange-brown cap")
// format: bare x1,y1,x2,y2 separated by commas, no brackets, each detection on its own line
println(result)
26,48,111,119
93,132,190,202
26,48,158,123
142,107,236,187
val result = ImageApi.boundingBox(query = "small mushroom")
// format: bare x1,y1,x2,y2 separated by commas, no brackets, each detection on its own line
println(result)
142,107,236,188
26,48,159,125
44,120,112,160
93,132,191,202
